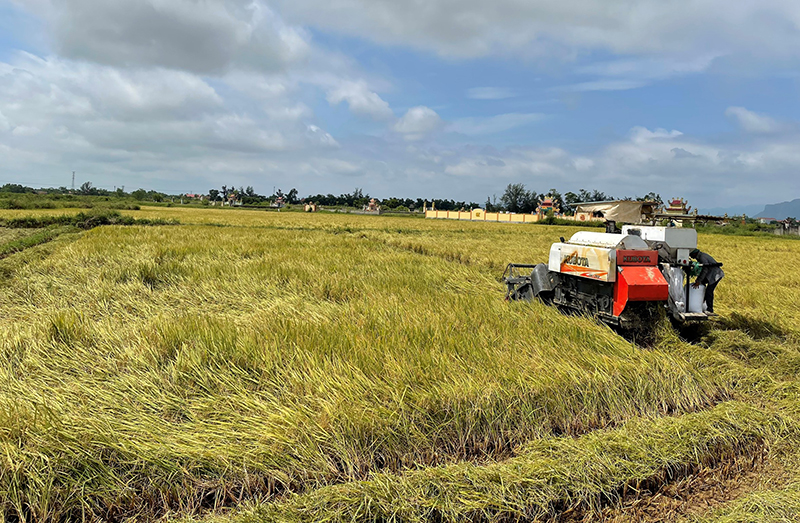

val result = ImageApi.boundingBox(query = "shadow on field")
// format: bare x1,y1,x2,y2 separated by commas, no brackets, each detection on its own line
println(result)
717,312,788,341
671,320,714,346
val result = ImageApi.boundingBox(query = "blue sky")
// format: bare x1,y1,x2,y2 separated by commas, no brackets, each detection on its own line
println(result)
1,0,799,212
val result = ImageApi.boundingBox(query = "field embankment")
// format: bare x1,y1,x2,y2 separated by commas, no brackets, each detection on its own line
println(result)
0,208,799,522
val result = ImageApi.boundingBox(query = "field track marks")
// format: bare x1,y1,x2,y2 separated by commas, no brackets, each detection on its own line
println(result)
563,448,776,522
355,230,508,276
224,402,789,523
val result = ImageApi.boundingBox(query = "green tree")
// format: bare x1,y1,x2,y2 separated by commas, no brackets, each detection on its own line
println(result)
1,183,33,193
79,181,94,195
639,192,663,205
501,183,538,213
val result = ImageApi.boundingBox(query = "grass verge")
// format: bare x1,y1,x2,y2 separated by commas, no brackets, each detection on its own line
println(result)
0,226,79,259
0,209,178,229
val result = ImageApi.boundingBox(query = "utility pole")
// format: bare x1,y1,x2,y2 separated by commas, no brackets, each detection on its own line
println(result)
71,171,75,192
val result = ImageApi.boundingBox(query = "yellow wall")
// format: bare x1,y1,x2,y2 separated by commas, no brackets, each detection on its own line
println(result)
425,209,562,224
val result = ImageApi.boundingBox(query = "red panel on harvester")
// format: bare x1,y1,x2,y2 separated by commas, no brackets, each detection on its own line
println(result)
612,266,669,317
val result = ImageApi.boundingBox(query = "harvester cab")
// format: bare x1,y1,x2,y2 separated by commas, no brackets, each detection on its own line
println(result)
504,226,715,329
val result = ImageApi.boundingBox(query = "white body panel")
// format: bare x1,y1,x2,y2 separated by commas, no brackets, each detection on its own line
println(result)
569,231,649,250
548,242,617,282
548,244,562,272
620,225,698,249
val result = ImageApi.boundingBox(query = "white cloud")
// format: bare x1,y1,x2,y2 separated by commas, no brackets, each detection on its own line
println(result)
466,87,515,100
210,114,287,152
573,157,594,171
394,106,442,140
558,55,718,91
4,1,800,209
575,55,717,78
313,158,361,175
421,125,800,208
326,80,393,120
0,53,223,128
272,0,800,65
11,126,41,137
447,113,545,136
29,0,310,74
306,124,339,147
223,70,291,100
0,51,359,194
725,106,783,133
629,127,683,144
265,103,313,122
444,147,569,178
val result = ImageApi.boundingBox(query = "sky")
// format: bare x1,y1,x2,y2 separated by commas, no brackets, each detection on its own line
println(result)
1,0,799,212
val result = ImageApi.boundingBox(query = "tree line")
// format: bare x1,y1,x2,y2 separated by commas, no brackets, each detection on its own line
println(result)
1,182,661,214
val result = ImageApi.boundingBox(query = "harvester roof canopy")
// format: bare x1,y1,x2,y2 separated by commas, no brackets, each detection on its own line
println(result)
573,200,656,224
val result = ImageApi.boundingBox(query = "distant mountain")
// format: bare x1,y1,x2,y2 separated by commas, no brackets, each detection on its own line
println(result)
700,204,764,217
756,198,800,220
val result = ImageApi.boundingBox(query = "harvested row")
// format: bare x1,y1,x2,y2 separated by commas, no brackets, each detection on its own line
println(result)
211,401,793,523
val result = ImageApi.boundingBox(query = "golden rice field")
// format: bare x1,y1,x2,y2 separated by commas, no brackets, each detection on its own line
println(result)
1,206,799,522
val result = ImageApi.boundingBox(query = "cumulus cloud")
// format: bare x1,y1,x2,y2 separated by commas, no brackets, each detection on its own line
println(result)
0,53,223,130
671,147,700,159
28,0,309,74
573,157,594,171
410,124,800,208
444,147,570,178
394,106,442,140
326,80,393,120
725,106,783,133
272,0,800,64
4,0,800,209
0,50,351,193
629,127,683,144
306,124,339,147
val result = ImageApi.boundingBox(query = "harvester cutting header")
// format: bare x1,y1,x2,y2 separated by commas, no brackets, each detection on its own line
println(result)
503,226,720,329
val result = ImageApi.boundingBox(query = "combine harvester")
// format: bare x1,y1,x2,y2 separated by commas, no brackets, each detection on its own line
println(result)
503,226,715,330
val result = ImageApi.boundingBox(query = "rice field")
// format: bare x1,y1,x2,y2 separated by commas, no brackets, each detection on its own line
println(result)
1,206,799,522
